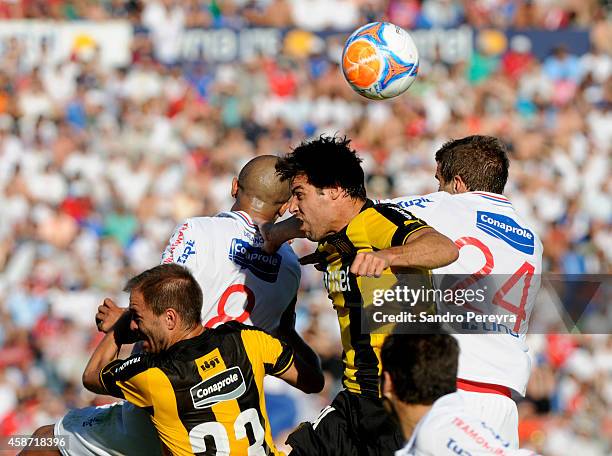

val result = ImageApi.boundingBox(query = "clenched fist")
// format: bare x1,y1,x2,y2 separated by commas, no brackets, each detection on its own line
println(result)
350,251,392,277
96,298,127,333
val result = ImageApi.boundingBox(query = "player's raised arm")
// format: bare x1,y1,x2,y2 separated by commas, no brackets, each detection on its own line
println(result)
351,227,458,277
243,326,324,394
83,311,140,395
350,204,459,277
275,296,324,384
260,215,305,254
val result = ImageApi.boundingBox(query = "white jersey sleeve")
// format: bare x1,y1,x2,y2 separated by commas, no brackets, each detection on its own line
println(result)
161,219,204,271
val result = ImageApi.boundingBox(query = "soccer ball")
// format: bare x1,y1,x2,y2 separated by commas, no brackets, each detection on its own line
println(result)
341,22,419,100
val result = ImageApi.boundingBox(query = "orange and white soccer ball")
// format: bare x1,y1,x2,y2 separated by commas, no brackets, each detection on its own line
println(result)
341,22,419,100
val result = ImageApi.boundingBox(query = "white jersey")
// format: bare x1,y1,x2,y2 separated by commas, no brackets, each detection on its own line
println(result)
390,192,543,395
395,392,539,456
161,210,301,332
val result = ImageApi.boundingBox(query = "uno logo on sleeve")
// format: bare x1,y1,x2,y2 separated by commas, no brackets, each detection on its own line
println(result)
476,212,534,254
396,197,434,209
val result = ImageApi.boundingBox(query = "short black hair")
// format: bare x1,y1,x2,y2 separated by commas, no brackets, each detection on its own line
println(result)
435,135,509,194
124,264,203,328
381,333,458,405
276,135,366,199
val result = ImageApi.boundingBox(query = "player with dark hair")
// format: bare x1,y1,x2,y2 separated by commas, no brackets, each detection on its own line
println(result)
274,135,459,455
81,263,322,456
263,135,543,448
381,333,539,456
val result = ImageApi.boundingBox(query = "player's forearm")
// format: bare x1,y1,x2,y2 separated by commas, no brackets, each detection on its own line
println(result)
83,331,121,394
388,228,458,269
261,216,305,253
277,328,324,392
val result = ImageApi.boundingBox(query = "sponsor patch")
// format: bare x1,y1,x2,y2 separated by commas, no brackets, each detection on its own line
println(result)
396,197,434,209
190,366,246,409
162,222,189,263
476,211,534,254
177,240,196,264
229,238,281,283
379,203,416,219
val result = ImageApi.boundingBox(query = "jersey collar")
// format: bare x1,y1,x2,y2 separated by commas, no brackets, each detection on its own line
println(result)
318,199,372,250
468,192,512,205
216,210,258,232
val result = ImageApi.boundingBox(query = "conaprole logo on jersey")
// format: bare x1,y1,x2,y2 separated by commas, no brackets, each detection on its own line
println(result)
476,211,534,254
190,366,246,409
229,238,281,283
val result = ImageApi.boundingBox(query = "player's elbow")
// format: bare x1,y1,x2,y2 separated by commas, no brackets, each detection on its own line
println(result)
82,368,101,394
440,235,459,266
303,371,325,394
311,371,326,394
424,231,458,268
82,371,95,392
294,364,325,394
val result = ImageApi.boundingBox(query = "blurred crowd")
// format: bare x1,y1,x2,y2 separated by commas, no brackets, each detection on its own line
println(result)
0,1,610,454
0,0,609,30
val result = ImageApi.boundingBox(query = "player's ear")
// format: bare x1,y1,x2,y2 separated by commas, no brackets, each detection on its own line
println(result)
165,308,178,330
231,177,239,199
453,175,469,194
382,371,395,398
327,186,343,200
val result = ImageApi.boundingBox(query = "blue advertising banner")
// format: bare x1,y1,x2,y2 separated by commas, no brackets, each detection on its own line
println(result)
177,26,590,64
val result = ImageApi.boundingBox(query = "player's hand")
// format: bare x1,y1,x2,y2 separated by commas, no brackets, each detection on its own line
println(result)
96,298,127,333
299,251,328,271
350,251,391,277
112,310,142,345
260,222,284,254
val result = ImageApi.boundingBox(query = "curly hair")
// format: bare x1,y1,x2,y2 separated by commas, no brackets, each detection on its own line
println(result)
276,135,366,199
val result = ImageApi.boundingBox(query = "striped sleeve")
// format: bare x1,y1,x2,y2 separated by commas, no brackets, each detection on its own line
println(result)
161,219,198,269
100,355,154,408
241,329,294,376
365,204,430,249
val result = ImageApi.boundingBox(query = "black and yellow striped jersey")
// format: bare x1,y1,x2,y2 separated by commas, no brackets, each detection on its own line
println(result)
316,200,431,398
100,322,293,456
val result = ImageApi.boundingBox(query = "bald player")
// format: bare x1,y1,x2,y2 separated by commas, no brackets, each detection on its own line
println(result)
21,156,321,456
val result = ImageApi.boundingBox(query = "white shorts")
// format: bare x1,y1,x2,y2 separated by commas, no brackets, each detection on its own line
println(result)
455,390,519,448
55,401,162,456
